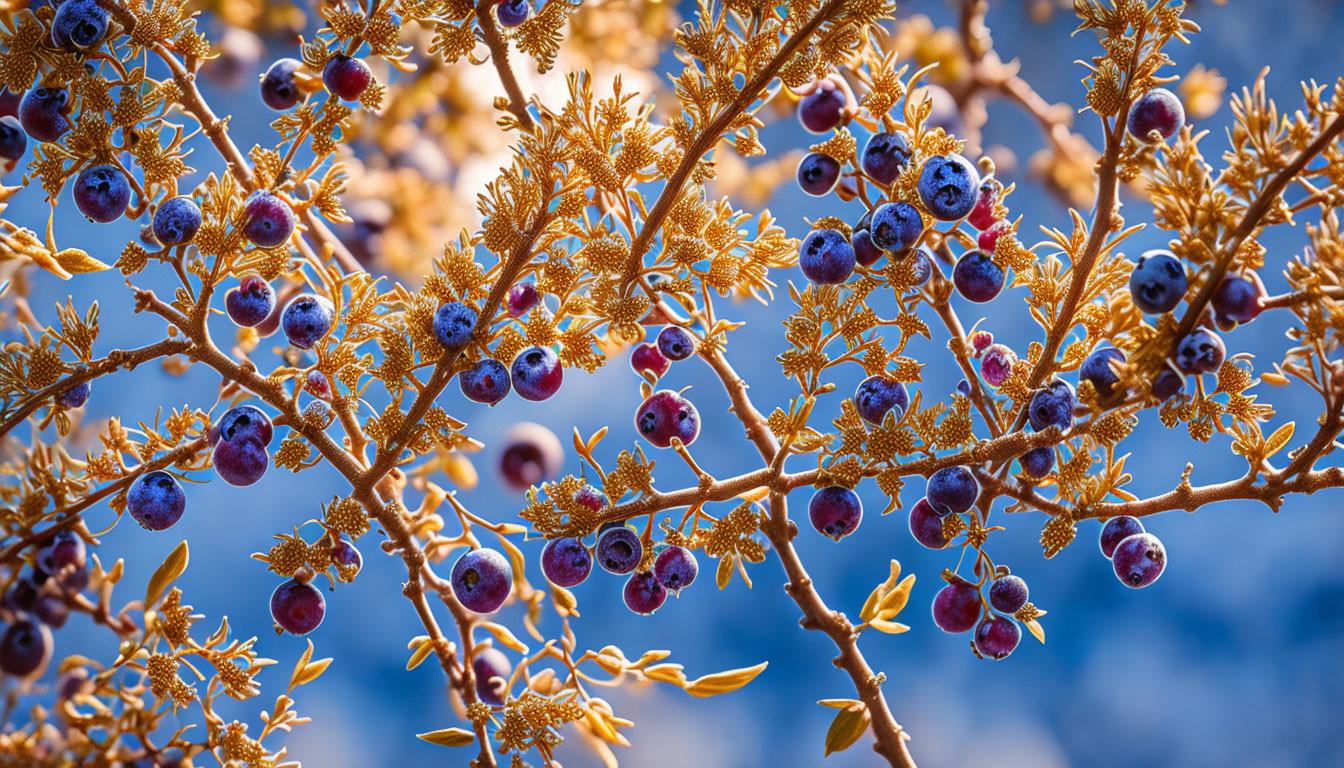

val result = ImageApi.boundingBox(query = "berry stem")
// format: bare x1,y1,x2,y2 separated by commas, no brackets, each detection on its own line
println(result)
474,0,536,133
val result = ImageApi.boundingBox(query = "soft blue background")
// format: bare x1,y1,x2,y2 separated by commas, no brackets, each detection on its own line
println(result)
8,1,1344,766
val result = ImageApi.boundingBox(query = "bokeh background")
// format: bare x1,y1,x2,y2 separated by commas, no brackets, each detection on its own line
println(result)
7,1,1344,766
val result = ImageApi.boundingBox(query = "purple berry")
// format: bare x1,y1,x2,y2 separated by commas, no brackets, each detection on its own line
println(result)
1127,88,1184,143
305,370,332,399
573,484,607,513
1129,249,1187,314
917,153,980,221
630,343,670,378
242,191,295,247
261,59,302,111
0,116,25,162
322,55,371,101
35,530,85,578
218,404,274,446
808,486,862,541
974,616,1022,660
52,0,109,52
1173,327,1225,375
541,537,592,588
926,466,977,515
331,540,362,580
798,80,848,134
434,301,478,349
656,326,695,361
18,88,71,143
270,579,326,635
498,422,562,491
932,577,981,633
952,250,1005,303
1152,369,1185,400
860,132,911,185
1213,276,1262,326
799,228,856,285
908,247,933,286
869,202,923,252
852,229,883,267
496,0,531,27
1080,346,1125,398
988,575,1029,614
909,498,950,549
56,380,90,408
460,358,511,405
1019,446,1055,479
1028,379,1076,431
226,276,276,327
281,294,335,349
507,283,539,316
0,89,19,119
510,346,563,401
152,196,202,245
854,375,908,425
635,389,700,448
212,436,268,486
971,331,994,354
980,344,1017,387
451,548,513,613
3,577,38,613
797,152,841,196
472,647,513,706
34,593,69,629
653,546,698,594
968,179,1002,231
596,526,642,575
127,470,186,530
1112,532,1166,588
0,619,52,677
623,571,667,615
73,164,131,223
1099,515,1145,559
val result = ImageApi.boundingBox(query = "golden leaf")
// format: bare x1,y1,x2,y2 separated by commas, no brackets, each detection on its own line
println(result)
145,540,189,609
715,555,734,590
684,661,768,697
54,248,112,275
406,639,436,671
481,622,530,654
867,619,912,634
416,728,476,747
1263,422,1294,459
824,703,871,756
1024,617,1046,645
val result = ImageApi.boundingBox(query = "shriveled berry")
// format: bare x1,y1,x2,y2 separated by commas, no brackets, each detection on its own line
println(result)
261,59,303,110
496,0,531,27
281,295,335,349
952,250,1005,303
18,88,71,143
860,132,910,185
595,526,642,575
213,436,268,486
908,498,949,549
52,0,109,52
974,616,1022,660
654,546,698,594
1129,250,1187,314
218,404,273,446
1127,88,1184,143
1028,379,1076,431
152,196,203,245
854,375,908,425
270,579,325,635
799,228,855,285
970,331,993,354
56,380,89,408
506,283,539,316
434,301,477,349
869,202,923,252
797,152,841,196
511,346,563,401
968,179,1002,231
73,164,130,223
127,471,186,530
451,548,513,613
988,575,1029,614
926,466,977,515
0,619,52,677
630,343,670,379
656,326,695,361
1173,327,1225,375
0,116,25,163
852,229,883,267
623,571,668,616
932,577,981,633
1213,276,1262,326
808,486,862,541
1019,446,1054,479
541,537,592,588
1099,515,1145,559
918,153,980,221
322,55,371,101
226,276,276,327
242,191,295,247
460,358,511,405
1080,346,1125,398
980,344,1016,387
498,422,563,491
472,647,513,706
798,79,848,134
635,389,700,448
1112,532,1166,588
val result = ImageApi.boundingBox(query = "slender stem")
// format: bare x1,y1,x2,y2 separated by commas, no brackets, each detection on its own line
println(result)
475,0,536,133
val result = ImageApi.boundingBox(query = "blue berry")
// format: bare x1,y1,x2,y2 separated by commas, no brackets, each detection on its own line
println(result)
127,470,186,530
653,546,698,594
261,59,302,111
0,619,52,677
451,548,513,614
623,571,667,616
0,116,25,162
1099,515,1144,559
860,132,910,185
218,404,274,446
281,295,335,349
988,575,1029,614
73,164,130,223
595,526,642,575
1213,276,1262,326
952,250,1005,303
1080,346,1125,398
1028,379,1076,431
852,228,883,267
152,196,202,245
1173,327,1225,375
932,577,981,633
1019,446,1054,479
510,346,563,401
226,275,276,327
496,0,531,27
799,228,855,285
541,537,592,588
926,466,977,515
1127,88,1184,143
242,191,295,247
212,435,268,486
917,153,980,221
808,486,862,541
51,0,109,52
908,498,949,549
974,616,1021,660
56,380,89,408
472,647,513,706
1112,532,1166,588
322,55,371,101
854,375,908,425
460,358,511,405
656,325,695,361
797,152,841,196
331,540,362,581
798,80,847,134
270,579,325,635
498,422,562,491
1129,249,1187,314
434,301,477,349
636,389,700,448
1152,369,1185,400
18,88,71,143
869,202,923,252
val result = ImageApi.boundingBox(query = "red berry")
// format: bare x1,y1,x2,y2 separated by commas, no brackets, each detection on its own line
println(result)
322,55,372,101
270,579,326,635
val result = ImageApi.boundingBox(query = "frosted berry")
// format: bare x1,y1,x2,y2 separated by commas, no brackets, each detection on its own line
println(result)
799,228,855,285
331,540,362,580
127,470,186,530
635,389,700,448
917,154,981,221
18,88,71,143
1080,346,1125,398
968,179,1002,231
460,358,511,405
860,132,910,185
974,616,1022,660
623,571,668,616
653,546,698,594
152,196,203,245
1129,250,1187,314
1152,369,1185,400
595,526,642,575
56,380,90,408
0,619,52,677
656,325,695,361
926,466,977,515
281,295,335,349
35,530,85,579
932,577,981,633
1019,446,1054,479
988,575,1029,614
797,152,841,196
1028,379,1076,431
574,484,607,513
472,647,513,706
73,164,130,223
451,548,513,614
1173,327,1225,375
980,344,1017,387
0,116,25,162
496,0,531,27
511,346,563,401
952,250,1005,303
978,220,1009,253
218,404,274,446
1213,276,1262,326
808,486,862,541
507,283,539,316
242,191,295,247
798,79,848,134
541,537,592,588
434,301,477,349
212,435,268,486
1099,515,1145,559
854,375,908,425
270,579,326,635
630,343,670,379
261,58,302,111
498,422,563,491
908,498,949,549
52,0,109,52
322,55,371,101
869,202,923,252
908,247,933,286
225,276,276,327
1127,88,1184,143
1112,532,1166,588
852,228,883,267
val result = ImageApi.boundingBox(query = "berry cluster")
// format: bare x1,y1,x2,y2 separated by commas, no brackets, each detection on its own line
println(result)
1,530,89,678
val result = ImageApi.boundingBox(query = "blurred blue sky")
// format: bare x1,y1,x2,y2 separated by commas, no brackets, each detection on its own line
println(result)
7,1,1344,767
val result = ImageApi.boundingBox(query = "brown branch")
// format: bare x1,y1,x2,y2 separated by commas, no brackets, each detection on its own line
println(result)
1261,285,1344,311
475,0,536,133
